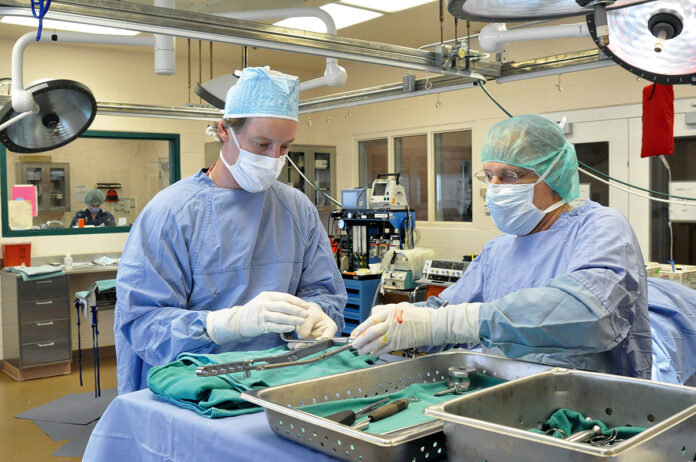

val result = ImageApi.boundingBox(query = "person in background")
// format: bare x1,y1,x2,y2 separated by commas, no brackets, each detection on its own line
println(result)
114,67,346,394
352,114,653,380
70,188,115,227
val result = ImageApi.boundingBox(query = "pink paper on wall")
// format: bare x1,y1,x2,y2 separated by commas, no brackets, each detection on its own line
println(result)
12,185,38,216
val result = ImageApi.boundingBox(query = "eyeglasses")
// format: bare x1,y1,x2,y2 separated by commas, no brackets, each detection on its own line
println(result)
474,168,534,185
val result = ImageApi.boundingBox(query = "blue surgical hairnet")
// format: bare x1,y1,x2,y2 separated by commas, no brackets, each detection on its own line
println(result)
481,114,580,203
85,188,105,206
224,67,300,122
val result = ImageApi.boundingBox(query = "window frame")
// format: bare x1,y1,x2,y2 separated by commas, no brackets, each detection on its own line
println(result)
0,130,181,237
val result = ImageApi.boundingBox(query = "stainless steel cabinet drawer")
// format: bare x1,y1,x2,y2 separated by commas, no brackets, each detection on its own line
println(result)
18,298,68,323
21,318,69,344
18,277,68,302
21,338,70,366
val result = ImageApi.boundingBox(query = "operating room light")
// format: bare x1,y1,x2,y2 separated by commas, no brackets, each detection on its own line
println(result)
586,0,696,84
446,0,651,21
274,4,381,32
0,79,97,153
0,16,141,36
340,0,437,13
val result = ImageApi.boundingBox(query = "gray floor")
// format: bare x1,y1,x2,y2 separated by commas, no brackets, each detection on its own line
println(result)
1,356,117,462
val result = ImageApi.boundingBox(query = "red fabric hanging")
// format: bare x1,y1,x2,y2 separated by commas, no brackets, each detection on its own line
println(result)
641,83,674,158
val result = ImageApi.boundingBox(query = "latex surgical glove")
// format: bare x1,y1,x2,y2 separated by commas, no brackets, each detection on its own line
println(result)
350,302,481,356
206,291,309,345
295,302,338,340
287,302,338,350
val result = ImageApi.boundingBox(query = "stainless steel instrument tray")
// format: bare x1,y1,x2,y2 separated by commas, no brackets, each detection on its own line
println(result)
241,350,550,462
424,368,696,461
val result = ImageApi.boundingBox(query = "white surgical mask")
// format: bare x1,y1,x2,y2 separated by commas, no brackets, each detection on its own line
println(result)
220,129,286,193
485,153,565,236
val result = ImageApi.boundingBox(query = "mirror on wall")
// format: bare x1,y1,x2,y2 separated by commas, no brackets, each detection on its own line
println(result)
1,130,180,236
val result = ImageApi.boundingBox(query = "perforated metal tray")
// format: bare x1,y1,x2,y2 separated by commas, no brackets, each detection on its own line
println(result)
424,368,696,461
241,351,551,462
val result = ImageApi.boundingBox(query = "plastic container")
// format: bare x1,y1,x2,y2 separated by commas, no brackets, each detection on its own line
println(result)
2,242,31,267
63,253,73,269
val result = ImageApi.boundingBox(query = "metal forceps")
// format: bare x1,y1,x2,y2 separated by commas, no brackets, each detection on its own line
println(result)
195,336,353,378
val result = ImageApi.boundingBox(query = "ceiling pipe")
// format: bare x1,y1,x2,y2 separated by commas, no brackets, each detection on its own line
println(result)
11,30,154,114
478,22,590,52
154,0,176,75
215,8,347,91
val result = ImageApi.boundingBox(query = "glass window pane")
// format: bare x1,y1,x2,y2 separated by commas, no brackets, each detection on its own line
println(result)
651,136,696,264
285,152,306,191
575,142,609,207
395,134,428,221
434,130,472,222
3,133,177,233
358,139,387,188
314,152,331,207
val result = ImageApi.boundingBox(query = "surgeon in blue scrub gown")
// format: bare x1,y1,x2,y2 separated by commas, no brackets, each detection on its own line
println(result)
115,67,346,394
352,114,655,380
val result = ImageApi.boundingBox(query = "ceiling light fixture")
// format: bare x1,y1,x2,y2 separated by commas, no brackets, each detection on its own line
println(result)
0,16,140,36
0,78,96,153
340,0,436,13
586,0,696,84
274,4,381,32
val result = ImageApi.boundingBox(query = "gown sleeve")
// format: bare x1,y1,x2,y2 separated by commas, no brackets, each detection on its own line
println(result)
115,206,216,368
294,202,346,331
477,210,645,357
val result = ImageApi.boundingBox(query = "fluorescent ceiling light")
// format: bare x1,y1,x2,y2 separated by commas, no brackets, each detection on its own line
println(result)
340,0,436,13
274,4,382,32
0,16,140,36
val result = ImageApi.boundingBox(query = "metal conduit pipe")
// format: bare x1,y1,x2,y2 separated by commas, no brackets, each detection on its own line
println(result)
11,31,155,113
154,0,176,75
215,8,347,91
478,22,590,52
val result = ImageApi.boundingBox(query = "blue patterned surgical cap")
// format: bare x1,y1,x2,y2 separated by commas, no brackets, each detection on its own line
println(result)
224,67,300,122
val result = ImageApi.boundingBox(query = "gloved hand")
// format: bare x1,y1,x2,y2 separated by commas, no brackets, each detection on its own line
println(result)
287,302,338,350
350,302,481,355
206,291,309,345
295,302,338,340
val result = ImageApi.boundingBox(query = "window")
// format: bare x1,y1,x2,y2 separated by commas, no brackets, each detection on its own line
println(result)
434,130,472,222
1,130,180,236
575,142,609,207
358,138,387,188
395,134,428,220
651,136,696,264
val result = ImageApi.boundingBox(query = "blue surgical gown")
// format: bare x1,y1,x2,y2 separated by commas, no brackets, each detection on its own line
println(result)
647,277,696,384
114,170,346,394
440,200,652,379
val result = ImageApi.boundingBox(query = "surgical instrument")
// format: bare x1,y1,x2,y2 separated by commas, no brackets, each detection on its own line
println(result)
566,425,602,443
353,397,420,430
432,366,477,396
196,337,353,378
324,397,390,425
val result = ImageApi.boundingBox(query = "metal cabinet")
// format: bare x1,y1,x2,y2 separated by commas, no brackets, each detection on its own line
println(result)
281,145,337,212
16,162,71,213
1,272,71,380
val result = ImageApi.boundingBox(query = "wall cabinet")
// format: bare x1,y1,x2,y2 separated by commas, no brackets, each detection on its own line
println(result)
1,272,71,380
16,162,71,213
281,146,337,212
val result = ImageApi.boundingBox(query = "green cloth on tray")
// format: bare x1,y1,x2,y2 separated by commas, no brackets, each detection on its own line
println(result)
147,346,377,419
529,408,645,440
7,265,64,281
95,279,116,292
76,279,117,299
299,373,506,434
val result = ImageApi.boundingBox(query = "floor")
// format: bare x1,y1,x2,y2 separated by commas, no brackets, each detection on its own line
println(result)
0,356,117,462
